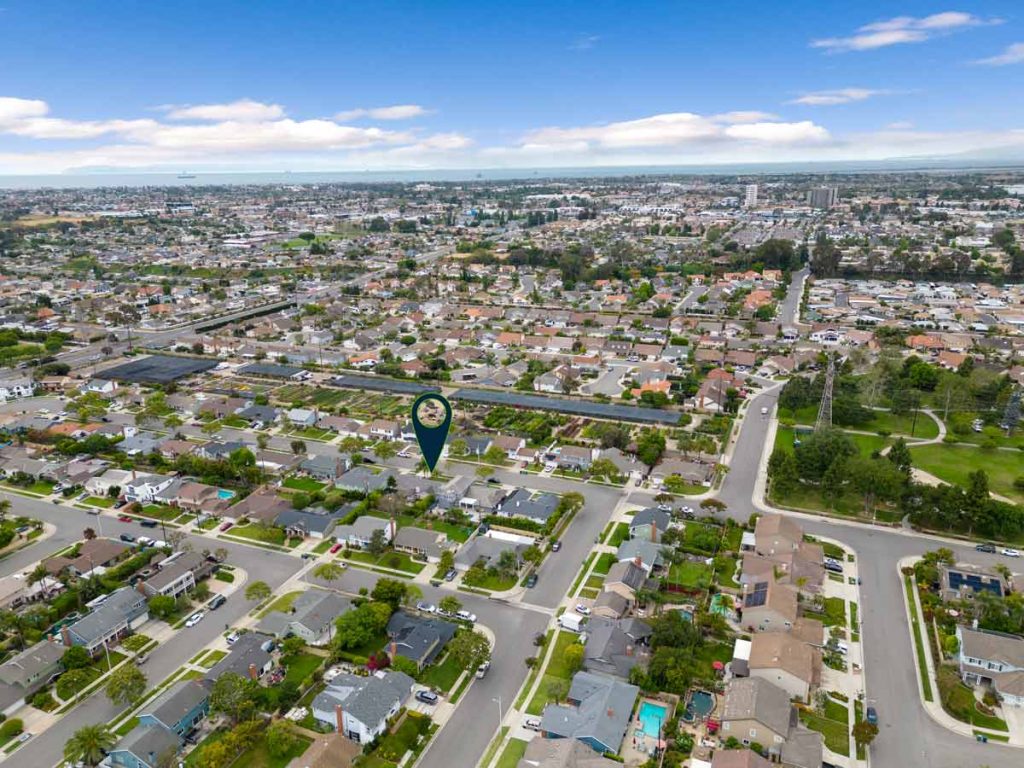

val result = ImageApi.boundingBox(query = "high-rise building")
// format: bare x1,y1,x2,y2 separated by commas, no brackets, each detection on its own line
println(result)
807,186,838,209
744,183,758,208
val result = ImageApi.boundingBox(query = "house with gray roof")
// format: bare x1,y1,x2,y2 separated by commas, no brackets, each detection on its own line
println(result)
101,723,180,768
615,539,665,574
62,587,148,656
628,508,672,541
203,632,274,683
275,506,347,539
385,611,457,670
333,515,394,549
257,588,350,646
455,535,526,572
137,679,209,736
496,489,560,524
583,618,652,679
0,640,64,690
540,671,639,755
335,466,396,493
393,527,455,563
299,454,351,483
311,670,414,743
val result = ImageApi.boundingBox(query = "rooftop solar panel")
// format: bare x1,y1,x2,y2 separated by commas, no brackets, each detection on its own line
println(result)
102,355,218,384
745,582,769,608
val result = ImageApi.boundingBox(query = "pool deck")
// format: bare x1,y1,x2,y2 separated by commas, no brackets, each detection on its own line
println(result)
621,697,676,766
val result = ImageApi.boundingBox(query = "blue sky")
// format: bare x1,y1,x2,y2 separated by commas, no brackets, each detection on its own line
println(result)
1,1,1023,173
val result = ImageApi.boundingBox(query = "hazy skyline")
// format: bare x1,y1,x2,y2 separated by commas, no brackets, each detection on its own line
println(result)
1,1,1023,174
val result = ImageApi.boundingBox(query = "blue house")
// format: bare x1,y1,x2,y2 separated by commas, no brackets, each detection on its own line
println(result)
539,671,639,755
102,724,180,768
138,679,209,736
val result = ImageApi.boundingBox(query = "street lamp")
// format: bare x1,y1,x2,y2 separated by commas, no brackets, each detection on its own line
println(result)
492,696,503,729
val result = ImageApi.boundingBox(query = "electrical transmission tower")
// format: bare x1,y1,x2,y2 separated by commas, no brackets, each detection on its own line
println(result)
1003,386,1022,435
815,354,835,432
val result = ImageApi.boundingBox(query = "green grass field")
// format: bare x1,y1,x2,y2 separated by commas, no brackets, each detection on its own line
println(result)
910,443,1024,504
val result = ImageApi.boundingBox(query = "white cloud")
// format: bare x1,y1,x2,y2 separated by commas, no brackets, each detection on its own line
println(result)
812,11,1000,52
973,42,1024,66
788,88,888,106
569,34,601,51
334,105,429,121
165,99,285,121
0,97,50,126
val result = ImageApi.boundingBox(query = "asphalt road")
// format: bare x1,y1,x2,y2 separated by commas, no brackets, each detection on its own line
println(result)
778,267,808,327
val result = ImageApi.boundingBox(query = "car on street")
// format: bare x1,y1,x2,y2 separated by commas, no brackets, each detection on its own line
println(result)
416,601,437,614
329,543,343,554
760,406,769,415
415,689,439,705
85,508,100,516
208,595,226,610
525,574,538,588
865,706,878,725
476,660,491,679
226,631,240,645
119,533,135,543
117,515,132,522
975,543,996,553
550,541,562,552
575,604,592,615
16,733,31,744
140,519,158,528
1002,548,1021,558
456,609,477,623
185,611,204,628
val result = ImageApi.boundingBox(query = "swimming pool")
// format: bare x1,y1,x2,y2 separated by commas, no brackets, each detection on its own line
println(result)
687,690,715,720
638,701,668,738
217,489,236,500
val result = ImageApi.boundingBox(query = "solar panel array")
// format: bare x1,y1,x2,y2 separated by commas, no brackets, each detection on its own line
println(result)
238,362,305,378
329,375,440,395
948,569,1003,597
449,388,683,425
745,582,769,607
102,355,218,384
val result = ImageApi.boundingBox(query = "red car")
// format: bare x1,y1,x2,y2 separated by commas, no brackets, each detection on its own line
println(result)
219,522,233,532
117,515,132,523
329,543,343,554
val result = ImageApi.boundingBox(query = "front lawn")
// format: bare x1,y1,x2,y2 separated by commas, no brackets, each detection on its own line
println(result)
82,496,115,508
141,504,180,521
525,632,582,715
799,709,849,756
282,477,327,493
421,652,464,693
237,731,312,768
462,569,517,592
344,549,426,575
606,522,630,547
592,552,617,575
803,597,846,627
496,739,529,768
227,523,287,545
258,590,303,616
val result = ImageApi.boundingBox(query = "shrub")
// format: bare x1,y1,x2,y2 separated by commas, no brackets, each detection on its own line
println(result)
0,719,23,740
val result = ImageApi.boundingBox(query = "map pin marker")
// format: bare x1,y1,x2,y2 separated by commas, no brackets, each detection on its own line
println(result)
411,393,453,473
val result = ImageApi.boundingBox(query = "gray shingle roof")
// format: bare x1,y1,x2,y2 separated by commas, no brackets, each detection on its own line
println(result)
312,670,414,728
540,671,639,753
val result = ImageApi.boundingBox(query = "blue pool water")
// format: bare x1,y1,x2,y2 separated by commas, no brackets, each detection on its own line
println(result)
638,701,668,738
688,690,714,718
217,489,236,500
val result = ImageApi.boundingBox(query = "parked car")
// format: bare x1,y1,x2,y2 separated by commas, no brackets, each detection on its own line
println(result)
550,541,562,552
329,543,343,554
117,515,133,523
113,499,127,509
525,574,538,588
209,595,226,610
823,559,844,574
119,533,136,543
226,631,241,645
185,612,204,628
975,543,996,553
219,522,233,531
866,706,878,725
476,660,491,679
456,610,477,623
444,569,457,582
416,602,437,614
575,604,592,616
140,519,158,528
524,717,542,731
415,689,439,705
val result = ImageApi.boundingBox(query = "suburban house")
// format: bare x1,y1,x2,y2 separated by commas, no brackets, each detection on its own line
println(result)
957,626,1024,706
333,516,394,549
101,724,180,768
720,677,792,749
454,534,526,573
0,640,65,691
747,633,821,702
43,538,130,578
311,670,415,743
137,552,212,600
496,489,560,524
299,454,352,483
557,445,594,472
62,586,149,656
385,612,457,670
615,541,664,574
275,506,348,539
227,485,292,524
740,578,797,633
137,679,209,736
335,466,396,494
628,508,672,541
0,376,33,402
940,565,1008,602
257,588,350,646
393,526,454,563
122,471,177,504
582,617,652,680
602,560,648,607
203,632,275,683
539,671,639,755
287,408,318,427
516,739,622,768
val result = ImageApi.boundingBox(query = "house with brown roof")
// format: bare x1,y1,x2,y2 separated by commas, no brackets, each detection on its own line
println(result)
740,577,798,633
748,633,821,702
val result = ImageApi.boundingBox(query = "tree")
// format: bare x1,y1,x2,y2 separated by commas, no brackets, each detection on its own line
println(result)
523,545,544,566
280,636,305,658
767,449,799,497
887,437,913,476
448,629,491,671
62,645,91,670
312,561,344,584
367,527,388,556
106,664,147,706
563,643,585,676
290,439,307,456
373,441,399,461
636,428,666,467
64,724,116,767
439,595,462,615
852,720,879,750
244,580,271,603
438,549,455,573
266,721,300,758
546,678,570,703
209,672,257,725
83,527,97,541
371,578,408,609
147,594,177,620
256,433,270,450
333,601,392,651
214,547,229,563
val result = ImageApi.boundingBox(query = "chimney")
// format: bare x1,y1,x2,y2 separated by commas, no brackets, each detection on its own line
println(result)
390,516,396,541
634,556,642,568
625,645,634,657
136,581,147,596
335,704,344,734
248,663,258,681
60,627,72,647
650,522,658,543
390,641,398,660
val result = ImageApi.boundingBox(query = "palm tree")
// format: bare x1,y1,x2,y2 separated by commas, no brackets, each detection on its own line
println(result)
64,723,116,767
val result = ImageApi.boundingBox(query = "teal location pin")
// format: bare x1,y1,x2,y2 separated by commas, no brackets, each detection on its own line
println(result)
411,393,453,473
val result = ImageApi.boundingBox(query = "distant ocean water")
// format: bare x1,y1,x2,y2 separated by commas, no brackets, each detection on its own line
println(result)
1,159,1023,190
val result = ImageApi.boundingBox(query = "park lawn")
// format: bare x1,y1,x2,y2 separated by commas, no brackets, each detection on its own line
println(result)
228,523,287,545
799,710,850,756
282,476,327,493
909,443,1024,504
592,552,618,575
943,422,1024,450
282,652,323,687
867,409,938,439
496,739,529,768
83,495,115,508
667,561,713,589
847,432,890,457
421,652,464,692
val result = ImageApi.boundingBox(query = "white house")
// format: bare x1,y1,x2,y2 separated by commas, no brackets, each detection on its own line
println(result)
122,472,177,503
311,670,414,743
85,469,135,497
0,376,33,402
287,408,317,428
